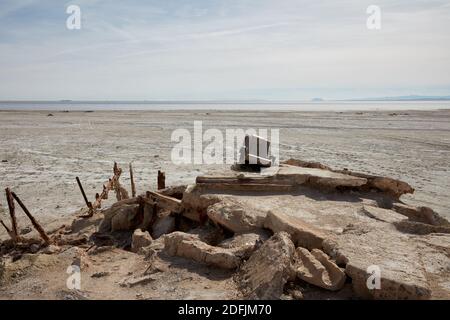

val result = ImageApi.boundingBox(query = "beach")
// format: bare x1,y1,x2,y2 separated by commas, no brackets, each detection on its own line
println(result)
1,108,450,233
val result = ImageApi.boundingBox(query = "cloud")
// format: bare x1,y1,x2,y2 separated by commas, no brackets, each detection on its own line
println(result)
0,0,449,100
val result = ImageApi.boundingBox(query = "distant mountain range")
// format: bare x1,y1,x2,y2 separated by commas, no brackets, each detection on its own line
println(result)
347,95,450,101
1,95,450,103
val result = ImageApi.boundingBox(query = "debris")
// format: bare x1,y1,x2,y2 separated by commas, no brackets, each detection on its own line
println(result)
83,162,125,217
91,271,110,278
207,198,265,233
336,169,414,198
236,232,295,300
392,220,450,235
41,245,60,254
294,248,346,291
11,192,50,244
392,203,450,226
129,163,136,198
218,231,269,259
181,185,221,222
264,211,326,250
322,222,432,299
164,231,241,269
276,165,367,188
119,274,157,287
76,177,93,211
99,204,139,232
283,158,332,171
30,244,40,253
20,226,32,235
2,157,449,300
158,170,166,190
362,205,407,223
152,214,175,239
131,229,153,253
5,188,19,242
145,191,182,213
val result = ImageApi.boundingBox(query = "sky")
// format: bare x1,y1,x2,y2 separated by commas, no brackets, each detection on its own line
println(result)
0,0,450,101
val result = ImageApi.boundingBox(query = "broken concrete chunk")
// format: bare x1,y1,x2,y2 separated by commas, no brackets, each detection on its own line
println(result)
71,215,103,234
295,247,346,291
362,205,408,223
131,229,153,253
218,230,270,259
322,222,431,300
207,198,266,233
283,159,332,171
393,203,450,226
237,232,295,300
336,170,414,198
41,245,60,255
99,204,139,232
158,185,187,199
136,203,156,231
119,274,157,288
181,185,221,222
276,165,367,188
187,225,225,245
152,214,176,239
393,220,450,235
164,231,241,269
413,234,450,299
264,211,326,250
370,176,414,198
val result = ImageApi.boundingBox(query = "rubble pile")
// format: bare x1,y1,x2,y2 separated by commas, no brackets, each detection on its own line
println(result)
1,158,449,300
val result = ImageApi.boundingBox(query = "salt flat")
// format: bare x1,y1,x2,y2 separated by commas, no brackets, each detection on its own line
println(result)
0,109,449,231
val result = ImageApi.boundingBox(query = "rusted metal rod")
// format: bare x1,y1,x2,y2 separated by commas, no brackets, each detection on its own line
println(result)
130,163,136,198
5,187,18,240
11,192,51,244
76,176,92,209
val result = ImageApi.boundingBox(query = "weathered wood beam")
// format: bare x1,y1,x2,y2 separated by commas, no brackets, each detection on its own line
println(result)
130,163,136,198
196,183,293,192
157,170,166,190
145,190,181,213
11,192,51,245
196,176,290,185
5,187,18,241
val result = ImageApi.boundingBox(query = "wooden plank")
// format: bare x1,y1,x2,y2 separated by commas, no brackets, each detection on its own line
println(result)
196,176,289,185
196,183,293,192
145,190,181,213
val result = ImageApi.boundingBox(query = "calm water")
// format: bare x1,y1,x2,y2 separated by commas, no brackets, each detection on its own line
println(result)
1,101,450,111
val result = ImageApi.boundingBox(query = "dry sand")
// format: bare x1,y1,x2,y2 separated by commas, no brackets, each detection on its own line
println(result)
0,109,449,234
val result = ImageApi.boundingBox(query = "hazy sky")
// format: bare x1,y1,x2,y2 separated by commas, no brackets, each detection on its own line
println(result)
1,0,450,100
